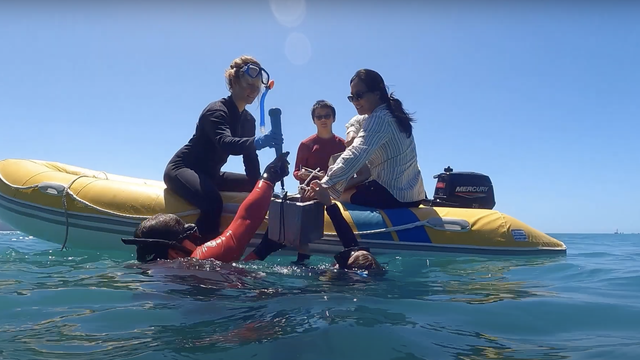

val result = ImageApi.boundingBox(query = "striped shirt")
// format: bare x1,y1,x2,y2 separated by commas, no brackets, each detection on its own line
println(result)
345,114,366,138
321,104,426,203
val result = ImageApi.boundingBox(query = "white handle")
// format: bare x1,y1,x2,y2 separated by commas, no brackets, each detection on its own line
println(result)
37,182,67,196
424,217,471,232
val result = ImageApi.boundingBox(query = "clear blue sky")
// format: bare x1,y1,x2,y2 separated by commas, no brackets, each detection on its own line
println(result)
1,1,638,233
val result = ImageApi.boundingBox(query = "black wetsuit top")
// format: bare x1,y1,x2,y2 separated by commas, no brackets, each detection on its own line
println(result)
166,95,261,182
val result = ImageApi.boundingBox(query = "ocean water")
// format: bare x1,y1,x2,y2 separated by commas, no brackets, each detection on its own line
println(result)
0,232,639,360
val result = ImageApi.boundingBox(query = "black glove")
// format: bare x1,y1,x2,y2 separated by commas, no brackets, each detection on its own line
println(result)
291,252,311,265
252,229,287,260
261,151,290,185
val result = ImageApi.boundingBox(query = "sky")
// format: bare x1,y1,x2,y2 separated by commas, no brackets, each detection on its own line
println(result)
0,1,638,233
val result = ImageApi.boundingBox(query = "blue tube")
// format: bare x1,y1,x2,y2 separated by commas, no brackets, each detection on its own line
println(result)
259,85,272,134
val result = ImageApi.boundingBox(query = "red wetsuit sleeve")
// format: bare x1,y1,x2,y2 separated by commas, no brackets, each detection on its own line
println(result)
293,142,310,183
190,179,274,263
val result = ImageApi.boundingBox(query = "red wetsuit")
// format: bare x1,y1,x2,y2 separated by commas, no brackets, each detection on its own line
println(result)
293,134,346,184
190,179,273,263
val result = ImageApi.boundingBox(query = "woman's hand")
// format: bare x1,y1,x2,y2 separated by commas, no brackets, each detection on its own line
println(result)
304,180,332,206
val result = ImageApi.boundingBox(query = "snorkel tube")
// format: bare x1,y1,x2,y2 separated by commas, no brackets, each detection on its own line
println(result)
259,80,275,134
258,78,285,191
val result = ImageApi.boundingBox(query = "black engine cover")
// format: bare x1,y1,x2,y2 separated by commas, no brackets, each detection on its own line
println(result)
430,166,496,210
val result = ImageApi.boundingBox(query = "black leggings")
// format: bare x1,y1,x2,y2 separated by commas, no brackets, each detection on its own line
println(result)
350,180,422,209
163,167,256,240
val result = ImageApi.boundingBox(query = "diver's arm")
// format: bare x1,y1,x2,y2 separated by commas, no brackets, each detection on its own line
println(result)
325,203,359,249
191,179,273,262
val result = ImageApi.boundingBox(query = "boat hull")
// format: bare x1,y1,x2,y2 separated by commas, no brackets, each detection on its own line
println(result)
0,159,567,256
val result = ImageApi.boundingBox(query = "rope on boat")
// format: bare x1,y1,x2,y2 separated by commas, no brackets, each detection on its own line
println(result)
0,171,200,250
0,170,470,248
324,217,469,236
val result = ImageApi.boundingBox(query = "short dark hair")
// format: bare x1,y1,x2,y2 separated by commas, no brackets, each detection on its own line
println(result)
131,214,187,262
311,100,336,121
135,213,186,241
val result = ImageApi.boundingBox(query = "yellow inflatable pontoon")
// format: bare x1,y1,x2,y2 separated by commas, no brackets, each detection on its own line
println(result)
0,158,566,256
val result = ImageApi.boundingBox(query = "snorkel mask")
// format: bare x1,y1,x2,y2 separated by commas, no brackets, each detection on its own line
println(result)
121,223,201,263
241,63,270,86
239,63,276,135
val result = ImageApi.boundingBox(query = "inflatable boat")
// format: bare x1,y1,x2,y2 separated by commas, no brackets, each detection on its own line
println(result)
0,158,566,256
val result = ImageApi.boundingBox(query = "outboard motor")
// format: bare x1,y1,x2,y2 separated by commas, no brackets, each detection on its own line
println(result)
430,166,496,210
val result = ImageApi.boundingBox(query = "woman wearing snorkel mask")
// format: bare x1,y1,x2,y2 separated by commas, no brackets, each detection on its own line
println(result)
164,56,283,242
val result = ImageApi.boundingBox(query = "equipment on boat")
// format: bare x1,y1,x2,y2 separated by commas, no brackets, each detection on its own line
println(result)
268,193,325,248
430,166,496,210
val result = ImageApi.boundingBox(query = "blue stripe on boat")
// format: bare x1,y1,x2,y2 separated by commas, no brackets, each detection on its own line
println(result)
383,207,431,243
340,203,395,241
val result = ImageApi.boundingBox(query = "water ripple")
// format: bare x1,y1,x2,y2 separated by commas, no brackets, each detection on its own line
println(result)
1,232,639,359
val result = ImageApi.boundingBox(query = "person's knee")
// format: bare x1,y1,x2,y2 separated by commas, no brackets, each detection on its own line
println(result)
163,167,179,190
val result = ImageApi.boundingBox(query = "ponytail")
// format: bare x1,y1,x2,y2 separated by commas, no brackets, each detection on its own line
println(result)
385,91,415,138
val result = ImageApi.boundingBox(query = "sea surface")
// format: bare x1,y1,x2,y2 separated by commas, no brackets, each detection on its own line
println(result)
1,232,639,360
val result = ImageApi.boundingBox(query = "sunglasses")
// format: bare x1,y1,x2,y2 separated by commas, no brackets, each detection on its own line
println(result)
314,113,332,120
347,91,370,103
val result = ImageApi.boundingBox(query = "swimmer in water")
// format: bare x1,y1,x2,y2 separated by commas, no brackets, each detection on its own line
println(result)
122,152,290,263
122,152,384,276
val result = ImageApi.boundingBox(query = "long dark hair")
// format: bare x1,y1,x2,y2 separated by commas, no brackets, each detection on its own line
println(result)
350,69,415,138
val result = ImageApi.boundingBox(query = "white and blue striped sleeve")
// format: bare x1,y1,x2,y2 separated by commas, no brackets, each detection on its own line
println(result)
321,111,390,198
345,114,365,137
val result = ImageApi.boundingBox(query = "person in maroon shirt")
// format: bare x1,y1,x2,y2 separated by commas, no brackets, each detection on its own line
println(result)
293,100,347,185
